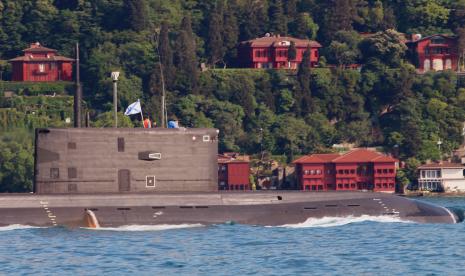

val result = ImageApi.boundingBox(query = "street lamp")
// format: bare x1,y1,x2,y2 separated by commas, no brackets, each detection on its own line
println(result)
111,71,120,128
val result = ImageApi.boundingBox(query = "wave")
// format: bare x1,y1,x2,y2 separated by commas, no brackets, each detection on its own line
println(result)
0,224,43,231
84,224,204,232
278,215,412,228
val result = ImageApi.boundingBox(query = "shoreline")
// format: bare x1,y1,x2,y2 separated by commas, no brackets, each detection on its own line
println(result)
403,191,465,198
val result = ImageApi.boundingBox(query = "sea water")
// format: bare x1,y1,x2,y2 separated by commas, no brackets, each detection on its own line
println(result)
0,197,464,276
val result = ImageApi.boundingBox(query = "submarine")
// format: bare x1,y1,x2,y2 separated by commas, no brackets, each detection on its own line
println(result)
0,127,461,228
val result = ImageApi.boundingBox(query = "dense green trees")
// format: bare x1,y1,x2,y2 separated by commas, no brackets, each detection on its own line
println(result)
2,0,465,191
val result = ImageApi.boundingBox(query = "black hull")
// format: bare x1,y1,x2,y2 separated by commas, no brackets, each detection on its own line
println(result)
0,191,459,227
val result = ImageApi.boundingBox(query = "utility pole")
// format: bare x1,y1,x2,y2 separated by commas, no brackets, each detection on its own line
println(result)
154,30,167,128
111,72,120,128
74,43,82,128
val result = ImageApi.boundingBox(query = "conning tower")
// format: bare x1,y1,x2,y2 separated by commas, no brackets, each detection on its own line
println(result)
34,128,218,194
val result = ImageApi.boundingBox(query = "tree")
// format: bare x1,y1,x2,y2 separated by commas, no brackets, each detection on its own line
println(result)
0,130,34,192
296,46,313,115
123,0,149,32
223,0,240,66
174,16,198,94
240,0,269,40
359,29,407,67
207,2,224,66
456,28,465,72
291,12,319,39
288,41,296,62
320,0,356,43
269,0,287,35
157,22,175,89
93,112,135,128
450,0,465,32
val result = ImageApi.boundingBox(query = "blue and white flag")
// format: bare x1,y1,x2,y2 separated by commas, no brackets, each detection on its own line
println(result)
124,99,142,116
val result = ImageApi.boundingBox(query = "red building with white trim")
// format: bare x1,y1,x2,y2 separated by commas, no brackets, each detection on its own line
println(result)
407,34,458,73
238,35,321,69
9,42,74,82
293,149,398,193
218,153,250,191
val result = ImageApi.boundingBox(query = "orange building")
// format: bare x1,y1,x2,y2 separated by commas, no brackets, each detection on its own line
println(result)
293,149,398,193
218,153,250,191
9,42,74,82
238,35,321,69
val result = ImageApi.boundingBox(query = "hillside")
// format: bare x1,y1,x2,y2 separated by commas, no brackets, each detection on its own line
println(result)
1,0,465,191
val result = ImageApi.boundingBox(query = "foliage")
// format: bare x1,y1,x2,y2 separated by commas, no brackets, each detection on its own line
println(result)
1,0,465,190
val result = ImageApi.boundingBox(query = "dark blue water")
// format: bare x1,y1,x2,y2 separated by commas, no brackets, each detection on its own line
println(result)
1,197,464,275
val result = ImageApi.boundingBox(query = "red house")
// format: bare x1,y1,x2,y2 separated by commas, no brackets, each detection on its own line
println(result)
218,153,250,191
238,35,321,69
9,42,74,82
407,34,458,73
293,149,398,193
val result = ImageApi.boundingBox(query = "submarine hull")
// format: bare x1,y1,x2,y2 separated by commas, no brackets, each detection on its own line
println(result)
0,191,458,227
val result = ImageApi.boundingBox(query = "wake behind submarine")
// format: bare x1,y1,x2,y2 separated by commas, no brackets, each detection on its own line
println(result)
0,128,461,228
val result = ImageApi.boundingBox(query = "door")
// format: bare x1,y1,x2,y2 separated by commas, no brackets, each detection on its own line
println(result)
118,169,130,192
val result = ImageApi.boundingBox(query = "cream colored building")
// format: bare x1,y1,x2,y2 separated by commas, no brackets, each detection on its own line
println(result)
418,162,465,192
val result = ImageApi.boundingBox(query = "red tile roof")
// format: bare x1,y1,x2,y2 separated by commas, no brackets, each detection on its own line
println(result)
294,149,397,164
9,55,74,62
418,162,464,169
406,34,456,44
23,44,57,53
241,36,322,48
218,154,249,164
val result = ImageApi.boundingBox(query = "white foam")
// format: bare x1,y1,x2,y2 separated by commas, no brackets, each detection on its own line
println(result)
84,224,204,232
278,215,412,228
0,224,43,231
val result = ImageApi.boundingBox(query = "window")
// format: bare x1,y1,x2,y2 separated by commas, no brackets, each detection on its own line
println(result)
68,142,76,149
389,169,394,174
376,183,381,188
316,170,321,175
377,169,382,174
344,184,349,189
311,185,316,191
383,169,388,174
350,183,356,188
338,170,343,174
318,185,323,190
39,64,45,72
203,135,210,142
383,183,387,188
421,171,426,178
350,169,355,174
344,169,349,174
338,184,343,189
436,170,441,178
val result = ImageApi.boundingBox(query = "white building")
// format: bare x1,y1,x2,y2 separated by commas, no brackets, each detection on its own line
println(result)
418,162,465,192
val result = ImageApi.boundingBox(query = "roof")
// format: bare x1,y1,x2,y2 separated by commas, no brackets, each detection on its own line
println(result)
418,162,465,169
9,55,75,62
406,34,456,44
23,42,57,53
218,154,249,164
240,36,322,48
333,149,396,163
292,153,340,164
294,149,397,164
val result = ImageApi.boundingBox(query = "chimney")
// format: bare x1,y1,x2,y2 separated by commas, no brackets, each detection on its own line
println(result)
31,42,40,48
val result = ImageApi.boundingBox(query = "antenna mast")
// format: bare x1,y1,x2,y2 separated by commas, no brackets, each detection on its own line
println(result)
74,43,82,128
155,30,167,128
